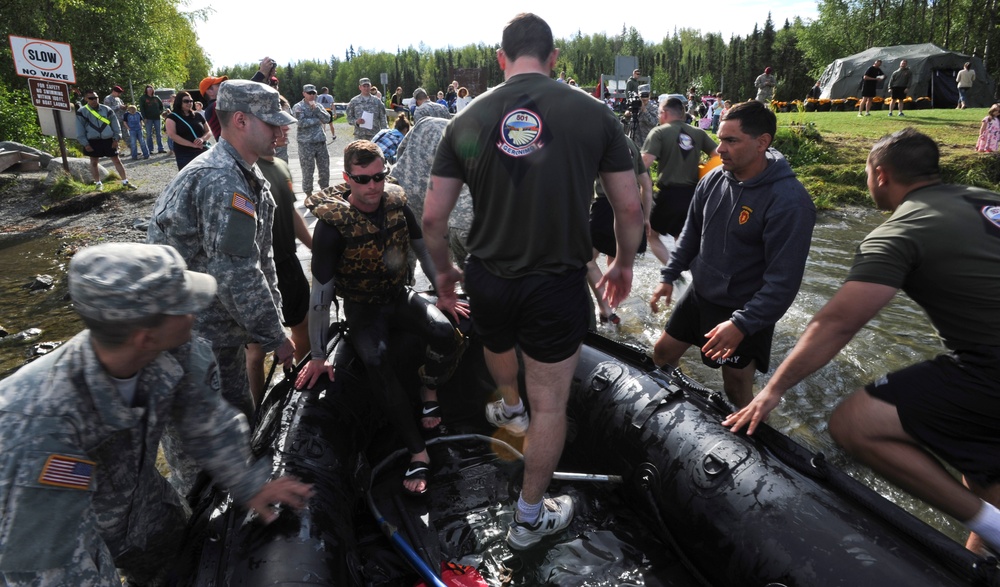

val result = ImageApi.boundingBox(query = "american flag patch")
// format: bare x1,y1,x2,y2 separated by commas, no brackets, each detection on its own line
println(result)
232,193,256,217
39,454,95,490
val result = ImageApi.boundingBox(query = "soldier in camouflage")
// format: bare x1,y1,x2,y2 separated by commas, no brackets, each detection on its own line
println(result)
148,80,298,493
411,87,451,124
292,83,332,196
103,85,130,151
0,243,312,587
388,117,473,269
346,77,388,140
636,85,659,148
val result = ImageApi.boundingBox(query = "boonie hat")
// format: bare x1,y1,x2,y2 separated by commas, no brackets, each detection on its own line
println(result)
199,75,229,96
412,87,428,100
69,243,217,322
359,77,371,86
303,84,317,93
216,79,296,126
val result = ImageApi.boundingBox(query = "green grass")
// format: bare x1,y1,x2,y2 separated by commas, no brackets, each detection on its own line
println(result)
772,108,999,209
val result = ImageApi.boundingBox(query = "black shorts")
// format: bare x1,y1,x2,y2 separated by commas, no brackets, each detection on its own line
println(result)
664,286,773,372
87,138,119,158
890,87,907,101
650,184,696,238
865,347,1000,486
590,197,646,258
464,256,588,363
861,82,878,98
275,257,309,327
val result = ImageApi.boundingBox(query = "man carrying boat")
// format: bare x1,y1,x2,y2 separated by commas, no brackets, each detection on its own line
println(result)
725,128,1000,556
0,243,312,586
422,13,643,549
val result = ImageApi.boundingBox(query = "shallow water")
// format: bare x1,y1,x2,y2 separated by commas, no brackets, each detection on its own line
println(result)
0,208,968,544
600,206,966,543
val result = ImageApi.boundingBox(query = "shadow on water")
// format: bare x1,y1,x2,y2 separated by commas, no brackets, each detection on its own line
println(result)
0,234,83,377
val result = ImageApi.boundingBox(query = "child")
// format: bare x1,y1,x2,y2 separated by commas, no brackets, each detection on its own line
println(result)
976,103,1000,153
124,105,149,160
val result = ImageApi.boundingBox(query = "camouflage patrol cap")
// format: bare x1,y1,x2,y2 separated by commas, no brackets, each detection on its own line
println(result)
69,243,217,322
413,87,428,100
216,79,296,126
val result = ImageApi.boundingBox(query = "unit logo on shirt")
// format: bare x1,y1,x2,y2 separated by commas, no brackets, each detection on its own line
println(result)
498,109,544,157
678,133,695,152
981,205,1000,229
739,205,753,225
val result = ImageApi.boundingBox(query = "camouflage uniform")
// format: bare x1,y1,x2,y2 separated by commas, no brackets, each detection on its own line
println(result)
388,118,473,269
148,137,284,419
0,244,269,587
637,99,659,148
413,101,450,124
292,97,332,196
103,93,129,146
345,93,387,139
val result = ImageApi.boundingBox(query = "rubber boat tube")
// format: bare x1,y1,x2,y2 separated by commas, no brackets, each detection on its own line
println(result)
569,333,1000,587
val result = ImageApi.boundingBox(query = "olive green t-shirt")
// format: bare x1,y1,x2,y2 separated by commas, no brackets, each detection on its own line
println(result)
846,184,1000,349
641,121,716,188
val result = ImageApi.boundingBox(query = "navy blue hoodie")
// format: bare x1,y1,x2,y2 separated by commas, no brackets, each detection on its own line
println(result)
661,149,816,336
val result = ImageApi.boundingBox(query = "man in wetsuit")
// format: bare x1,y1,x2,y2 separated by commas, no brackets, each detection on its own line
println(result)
295,140,466,496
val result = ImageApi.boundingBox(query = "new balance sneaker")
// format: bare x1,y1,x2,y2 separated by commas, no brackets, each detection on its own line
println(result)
507,495,575,550
485,399,529,436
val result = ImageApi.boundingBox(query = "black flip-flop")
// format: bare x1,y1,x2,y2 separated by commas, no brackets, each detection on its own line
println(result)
420,401,442,430
403,460,430,496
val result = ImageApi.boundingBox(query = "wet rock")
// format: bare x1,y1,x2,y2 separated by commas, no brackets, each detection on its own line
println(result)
26,274,55,291
133,217,150,231
0,325,8,337
28,341,62,356
0,328,42,345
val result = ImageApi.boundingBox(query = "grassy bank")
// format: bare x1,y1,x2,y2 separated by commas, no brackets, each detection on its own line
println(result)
771,108,1000,209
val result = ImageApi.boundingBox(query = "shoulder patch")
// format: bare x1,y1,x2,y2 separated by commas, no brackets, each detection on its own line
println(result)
497,108,544,157
39,454,95,490
232,193,256,217
981,205,1000,229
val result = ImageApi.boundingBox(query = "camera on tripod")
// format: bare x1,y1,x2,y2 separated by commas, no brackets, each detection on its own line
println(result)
626,91,642,114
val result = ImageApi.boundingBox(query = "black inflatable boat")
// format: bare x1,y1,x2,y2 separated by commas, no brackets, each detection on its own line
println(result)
178,323,1000,586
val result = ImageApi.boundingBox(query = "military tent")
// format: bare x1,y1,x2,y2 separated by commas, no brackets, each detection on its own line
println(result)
817,43,995,108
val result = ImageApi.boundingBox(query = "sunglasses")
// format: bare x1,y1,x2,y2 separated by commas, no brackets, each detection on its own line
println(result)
306,91,317,95
346,171,387,184
181,99,193,103
86,96,98,100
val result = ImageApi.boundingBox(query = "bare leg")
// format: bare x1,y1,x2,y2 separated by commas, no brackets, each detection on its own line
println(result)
289,318,310,362
519,348,580,504
245,342,265,407
652,330,689,370
829,390,984,527
721,360,756,408
484,347,521,409
90,157,100,183
109,155,127,182
586,253,614,320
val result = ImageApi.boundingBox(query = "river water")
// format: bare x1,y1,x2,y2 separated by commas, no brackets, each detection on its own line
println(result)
0,205,967,543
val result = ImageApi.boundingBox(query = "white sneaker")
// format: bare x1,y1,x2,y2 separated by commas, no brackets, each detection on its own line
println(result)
485,399,529,436
507,495,575,550
94,181,103,191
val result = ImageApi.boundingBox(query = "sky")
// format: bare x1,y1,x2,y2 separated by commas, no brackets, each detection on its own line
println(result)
193,0,819,70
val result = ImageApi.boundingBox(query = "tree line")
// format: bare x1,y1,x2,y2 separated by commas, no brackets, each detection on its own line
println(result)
1,0,997,149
